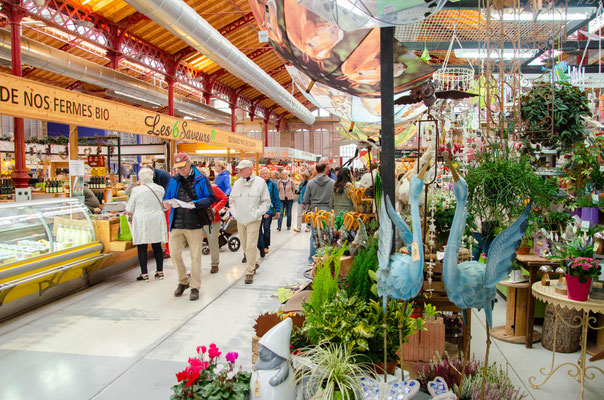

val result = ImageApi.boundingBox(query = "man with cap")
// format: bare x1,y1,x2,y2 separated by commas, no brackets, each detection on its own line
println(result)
229,160,271,284
163,153,216,301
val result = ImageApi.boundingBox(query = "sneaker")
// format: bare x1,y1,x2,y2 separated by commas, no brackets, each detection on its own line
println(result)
294,228,300,232
189,288,199,301
277,227,281,231
154,271,164,280
136,274,149,282
245,274,254,284
242,255,247,263
174,283,189,297
210,265,219,274
305,226,310,232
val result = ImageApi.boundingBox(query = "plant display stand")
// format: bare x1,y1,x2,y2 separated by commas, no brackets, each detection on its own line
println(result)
529,281,604,400
491,281,542,344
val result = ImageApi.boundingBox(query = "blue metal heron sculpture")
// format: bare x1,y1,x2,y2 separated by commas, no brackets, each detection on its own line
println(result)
442,157,531,399
377,162,430,304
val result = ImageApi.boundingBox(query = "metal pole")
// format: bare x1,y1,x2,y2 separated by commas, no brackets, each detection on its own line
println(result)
7,3,29,188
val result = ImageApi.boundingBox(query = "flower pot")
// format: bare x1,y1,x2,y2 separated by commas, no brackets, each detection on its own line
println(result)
565,274,592,301
517,245,531,255
372,361,397,375
580,207,599,227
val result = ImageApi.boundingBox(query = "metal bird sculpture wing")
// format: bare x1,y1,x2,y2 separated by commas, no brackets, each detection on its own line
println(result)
395,81,478,107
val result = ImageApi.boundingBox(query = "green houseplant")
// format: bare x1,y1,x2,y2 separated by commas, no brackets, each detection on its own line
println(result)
520,82,591,152
294,343,376,400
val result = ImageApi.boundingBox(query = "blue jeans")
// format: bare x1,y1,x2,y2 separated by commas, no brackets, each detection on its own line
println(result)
257,215,273,256
278,199,293,229
308,219,317,263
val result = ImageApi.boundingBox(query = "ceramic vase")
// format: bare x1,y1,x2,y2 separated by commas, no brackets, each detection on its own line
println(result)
565,274,592,302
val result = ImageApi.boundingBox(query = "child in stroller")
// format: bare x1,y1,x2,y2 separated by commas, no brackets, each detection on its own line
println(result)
202,208,240,255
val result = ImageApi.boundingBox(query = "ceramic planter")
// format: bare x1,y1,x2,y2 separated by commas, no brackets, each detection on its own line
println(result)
565,274,592,301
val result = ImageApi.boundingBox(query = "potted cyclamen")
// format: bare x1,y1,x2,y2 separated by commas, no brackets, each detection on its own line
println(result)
566,257,602,301
171,344,251,400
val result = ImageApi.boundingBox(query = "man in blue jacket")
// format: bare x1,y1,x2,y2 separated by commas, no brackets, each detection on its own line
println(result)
163,153,215,301
256,167,281,259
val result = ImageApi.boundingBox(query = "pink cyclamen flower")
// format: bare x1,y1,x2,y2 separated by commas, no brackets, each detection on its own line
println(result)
225,352,239,363
209,343,217,349
197,345,207,354
208,346,222,359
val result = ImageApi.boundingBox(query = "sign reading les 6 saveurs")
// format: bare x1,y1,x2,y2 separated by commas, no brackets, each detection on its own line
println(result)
0,72,263,153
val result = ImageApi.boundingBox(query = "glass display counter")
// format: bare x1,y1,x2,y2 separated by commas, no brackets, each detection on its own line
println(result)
0,198,97,266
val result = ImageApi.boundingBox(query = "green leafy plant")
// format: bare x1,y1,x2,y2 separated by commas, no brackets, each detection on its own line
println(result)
170,344,251,400
308,247,344,312
561,135,604,196
294,344,376,400
364,300,437,363
520,82,591,152
344,237,379,301
465,145,557,235
302,291,376,354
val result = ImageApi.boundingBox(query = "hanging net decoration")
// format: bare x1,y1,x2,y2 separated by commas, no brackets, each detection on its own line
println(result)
432,34,475,92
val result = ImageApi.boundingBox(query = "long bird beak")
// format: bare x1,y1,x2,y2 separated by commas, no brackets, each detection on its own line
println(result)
418,161,430,179
444,153,460,182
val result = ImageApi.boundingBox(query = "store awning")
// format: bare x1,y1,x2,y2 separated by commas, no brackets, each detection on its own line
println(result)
0,72,263,153
263,147,318,161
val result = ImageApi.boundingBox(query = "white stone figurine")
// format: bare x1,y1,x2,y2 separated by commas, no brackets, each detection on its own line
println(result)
427,377,457,400
250,318,296,400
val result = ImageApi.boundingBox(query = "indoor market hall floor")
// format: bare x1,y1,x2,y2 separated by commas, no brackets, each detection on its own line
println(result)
0,227,602,400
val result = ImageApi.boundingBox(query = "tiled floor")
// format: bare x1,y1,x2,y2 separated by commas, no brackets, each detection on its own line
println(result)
0,225,602,399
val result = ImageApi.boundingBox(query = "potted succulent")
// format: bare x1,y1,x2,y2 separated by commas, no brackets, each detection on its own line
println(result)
565,257,601,301
170,344,250,400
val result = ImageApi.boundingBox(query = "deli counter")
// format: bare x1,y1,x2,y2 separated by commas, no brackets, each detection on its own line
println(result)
0,198,115,320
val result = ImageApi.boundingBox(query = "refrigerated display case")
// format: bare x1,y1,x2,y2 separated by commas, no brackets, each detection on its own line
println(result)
0,198,109,317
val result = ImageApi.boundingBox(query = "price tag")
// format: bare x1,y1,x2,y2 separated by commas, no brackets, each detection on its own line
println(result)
436,251,445,261
412,242,420,261
69,160,85,176
254,379,261,397
581,220,591,232
600,165,604,172
593,194,599,203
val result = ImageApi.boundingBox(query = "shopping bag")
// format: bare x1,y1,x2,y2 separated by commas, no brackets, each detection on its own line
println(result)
117,214,132,241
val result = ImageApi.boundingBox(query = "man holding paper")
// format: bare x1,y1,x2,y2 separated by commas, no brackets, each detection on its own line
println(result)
163,153,216,301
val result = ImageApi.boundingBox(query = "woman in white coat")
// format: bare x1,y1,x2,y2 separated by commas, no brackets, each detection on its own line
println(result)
126,167,168,281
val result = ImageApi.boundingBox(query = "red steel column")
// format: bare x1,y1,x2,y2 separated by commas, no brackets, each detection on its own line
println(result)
8,3,29,188
231,105,236,132
263,117,269,147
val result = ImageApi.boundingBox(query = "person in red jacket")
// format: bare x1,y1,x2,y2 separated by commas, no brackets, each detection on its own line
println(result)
204,184,229,274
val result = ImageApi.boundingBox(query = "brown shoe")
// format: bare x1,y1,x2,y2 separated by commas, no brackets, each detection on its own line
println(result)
173,283,189,297
245,274,254,284
264,248,269,254
210,265,219,274
189,288,199,301
255,263,260,272
294,228,301,232
163,253,171,259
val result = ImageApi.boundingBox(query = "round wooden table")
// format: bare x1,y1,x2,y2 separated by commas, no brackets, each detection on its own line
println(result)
529,281,604,400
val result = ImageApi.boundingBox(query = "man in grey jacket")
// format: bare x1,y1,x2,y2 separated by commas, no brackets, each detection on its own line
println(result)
303,162,335,264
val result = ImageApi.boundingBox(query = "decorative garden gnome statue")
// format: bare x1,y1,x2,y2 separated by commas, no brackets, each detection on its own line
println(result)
250,318,296,400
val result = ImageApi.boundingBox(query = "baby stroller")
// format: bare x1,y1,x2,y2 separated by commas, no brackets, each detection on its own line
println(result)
202,208,240,255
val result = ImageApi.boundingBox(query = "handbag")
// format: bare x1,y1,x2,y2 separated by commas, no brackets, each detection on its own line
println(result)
117,214,132,241
143,184,164,211
180,179,216,227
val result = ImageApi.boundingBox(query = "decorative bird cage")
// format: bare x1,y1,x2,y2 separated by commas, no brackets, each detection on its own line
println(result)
432,34,474,92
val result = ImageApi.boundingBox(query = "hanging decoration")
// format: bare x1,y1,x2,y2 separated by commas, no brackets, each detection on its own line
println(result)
296,0,448,31
248,0,435,97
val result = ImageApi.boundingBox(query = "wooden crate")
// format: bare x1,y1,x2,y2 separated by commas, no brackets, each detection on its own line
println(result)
400,317,445,361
